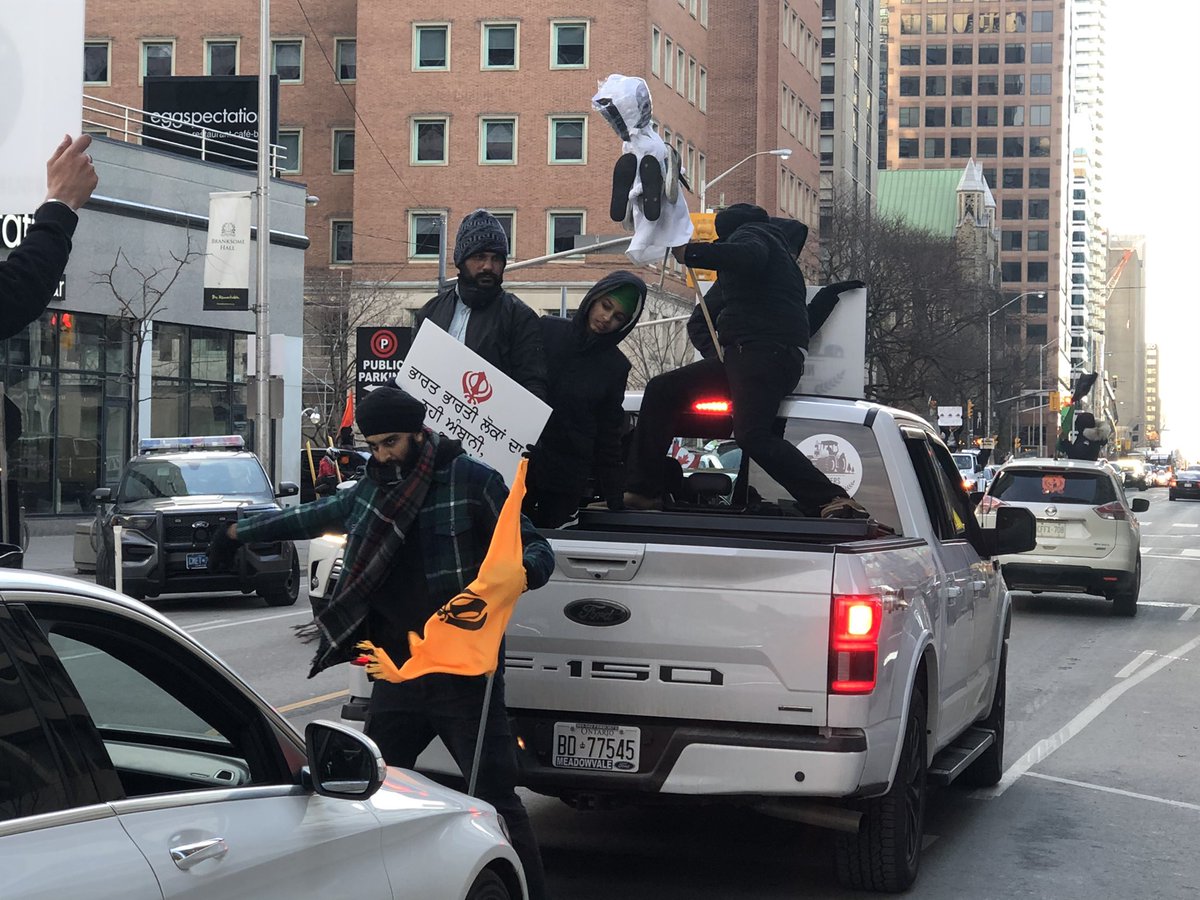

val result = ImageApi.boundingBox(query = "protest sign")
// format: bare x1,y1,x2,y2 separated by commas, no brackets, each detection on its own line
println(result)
798,286,866,399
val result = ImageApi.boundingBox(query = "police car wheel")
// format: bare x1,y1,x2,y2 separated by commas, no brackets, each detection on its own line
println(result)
262,555,300,607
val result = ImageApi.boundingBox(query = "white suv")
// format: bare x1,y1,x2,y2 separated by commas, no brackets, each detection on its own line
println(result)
977,458,1148,616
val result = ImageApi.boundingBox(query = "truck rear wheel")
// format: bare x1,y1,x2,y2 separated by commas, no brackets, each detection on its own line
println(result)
835,687,927,893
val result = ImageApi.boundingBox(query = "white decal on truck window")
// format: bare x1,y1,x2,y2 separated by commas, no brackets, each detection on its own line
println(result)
797,433,864,496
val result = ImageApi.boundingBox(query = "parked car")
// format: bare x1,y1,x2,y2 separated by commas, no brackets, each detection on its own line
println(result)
1169,468,1200,501
0,570,527,899
977,458,1148,616
85,436,300,606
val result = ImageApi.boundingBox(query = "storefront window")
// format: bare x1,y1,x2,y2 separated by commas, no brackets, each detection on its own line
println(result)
150,324,247,440
57,373,104,514
152,323,186,379
7,369,56,515
190,328,230,381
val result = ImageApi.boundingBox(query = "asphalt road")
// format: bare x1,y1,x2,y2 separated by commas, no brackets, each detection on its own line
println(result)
33,489,1200,899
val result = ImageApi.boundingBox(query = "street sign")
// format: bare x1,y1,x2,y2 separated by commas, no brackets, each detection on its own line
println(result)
355,325,412,407
980,438,996,449
937,406,963,427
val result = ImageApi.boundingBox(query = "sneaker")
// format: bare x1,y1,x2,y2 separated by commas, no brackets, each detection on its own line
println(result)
820,496,870,520
622,492,664,511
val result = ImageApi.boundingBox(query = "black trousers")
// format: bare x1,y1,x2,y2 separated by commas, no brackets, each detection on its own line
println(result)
366,672,548,900
628,342,847,516
522,488,581,529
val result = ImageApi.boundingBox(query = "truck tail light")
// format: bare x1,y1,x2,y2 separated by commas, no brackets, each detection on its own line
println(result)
692,398,732,414
1094,501,1128,520
976,495,1005,514
829,594,882,695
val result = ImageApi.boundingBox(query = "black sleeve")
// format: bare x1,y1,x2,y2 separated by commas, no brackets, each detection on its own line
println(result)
593,361,631,499
681,230,768,275
508,303,549,402
686,282,726,358
0,203,77,341
807,280,864,336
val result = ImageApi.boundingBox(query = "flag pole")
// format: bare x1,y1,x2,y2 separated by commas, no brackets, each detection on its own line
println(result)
687,267,723,362
467,670,496,797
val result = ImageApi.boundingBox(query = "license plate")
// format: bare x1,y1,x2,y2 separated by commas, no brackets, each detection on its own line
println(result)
186,552,208,570
552,722,640,772
1036,520,1066,540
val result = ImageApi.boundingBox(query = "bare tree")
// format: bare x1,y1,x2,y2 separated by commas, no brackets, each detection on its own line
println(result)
94,232,203,458
622,285,696,389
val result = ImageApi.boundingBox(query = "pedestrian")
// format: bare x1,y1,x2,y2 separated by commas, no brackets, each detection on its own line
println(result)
314,427,358,496
623,203,869,519
206,385,554,899
525,271,646,527
414,209,548,400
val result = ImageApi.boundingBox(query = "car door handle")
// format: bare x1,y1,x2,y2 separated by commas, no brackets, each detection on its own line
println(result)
945,585,963,600
171,837,229,870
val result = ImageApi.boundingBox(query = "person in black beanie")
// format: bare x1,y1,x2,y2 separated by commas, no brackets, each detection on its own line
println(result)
414,209,548,400
624,204,870,519
208,384,554,899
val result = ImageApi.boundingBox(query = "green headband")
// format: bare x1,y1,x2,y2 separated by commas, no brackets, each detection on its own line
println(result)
605,284,640,317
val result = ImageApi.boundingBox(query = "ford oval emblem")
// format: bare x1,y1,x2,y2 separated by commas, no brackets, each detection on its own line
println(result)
564,599,631,627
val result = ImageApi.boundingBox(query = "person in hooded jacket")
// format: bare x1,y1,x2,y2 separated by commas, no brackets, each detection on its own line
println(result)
525,271,646,527
624,203,869,519
414,209,548,401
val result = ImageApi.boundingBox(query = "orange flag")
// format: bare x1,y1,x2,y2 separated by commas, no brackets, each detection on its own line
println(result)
339,390,355,431
357,457,530,681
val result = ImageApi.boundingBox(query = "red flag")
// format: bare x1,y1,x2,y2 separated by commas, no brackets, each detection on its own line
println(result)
338,390,355,431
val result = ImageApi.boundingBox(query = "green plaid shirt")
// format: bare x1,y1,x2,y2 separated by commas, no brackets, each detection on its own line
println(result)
237,454,555,604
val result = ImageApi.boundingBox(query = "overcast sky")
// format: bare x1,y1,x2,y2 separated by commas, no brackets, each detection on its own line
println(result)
1101,0,1200,459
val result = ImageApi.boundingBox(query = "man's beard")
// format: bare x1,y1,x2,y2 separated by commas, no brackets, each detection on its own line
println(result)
457,267,504,309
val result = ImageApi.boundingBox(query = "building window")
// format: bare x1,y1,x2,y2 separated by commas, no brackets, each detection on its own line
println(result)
1073,188,1086,201
332,129,355,173
663,37,673,86
1030,104,1051,126
272,40,302,82
331,220,353,264
950,106,972,127
1028,295,1048,315
412,118,448,164
1001,231,1022,251
414,24,449,70
952,44,973,64
1032,11,1053,32
953,13,973,35
699,68,708,111
276,129,302,173
335,39,357,82
1072,208,1086,222
978,13,1001,34
976,136,997,157
899,76,920,96
1030,74,1052,96
1001,199,1022,219
977,74,998,96
1028,198,1050,219
1004,74,1024,95
141,41,174,79
490,212,515,257
925,137,945,158
1031,42,1052,64
483,23,518,68
898,138,919,158
950,137,971,158
1000,261,1021,282
1005,43,1025,64
1027,323,1048,343
409,212,444,258
1029,167,1050,188
481,118,516,163
926,44,946,65
84,41,110,84
548,211,585,255
924,106,946,127
925,76,946,96
900,45,920,65
982,167,996,187
550,117,586,163
688,58,697,102
552,21,588,68
1005,11,1026,33
900,14,921,34
1029,136,1051,157
1004,105,1025,126
952,75,972,95
206,40,238,76
1003,137,1024,157
977,106,998,126
676,47,686,93
1002,168,1023,189
978,43,999,64
899,107,919,127
1027,261,1048,282
651,26,661,76
927,14,947,34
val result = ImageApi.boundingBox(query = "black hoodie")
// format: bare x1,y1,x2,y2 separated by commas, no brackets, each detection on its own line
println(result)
681,216,811,350
531,271,647,499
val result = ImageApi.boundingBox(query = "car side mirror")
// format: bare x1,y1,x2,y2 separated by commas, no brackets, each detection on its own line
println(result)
982,506,1037,557
92,487,112,503
276,481,300,498
303,720,386,800
1130,497,1150,513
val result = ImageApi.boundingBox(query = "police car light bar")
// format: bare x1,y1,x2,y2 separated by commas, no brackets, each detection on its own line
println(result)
139,435,246,452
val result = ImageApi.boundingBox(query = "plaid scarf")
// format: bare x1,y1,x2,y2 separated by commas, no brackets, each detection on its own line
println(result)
303,429,439,676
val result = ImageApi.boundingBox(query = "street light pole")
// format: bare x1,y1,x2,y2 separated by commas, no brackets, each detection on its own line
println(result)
700,147,792,213
985,290,1046,444
255,0,272,480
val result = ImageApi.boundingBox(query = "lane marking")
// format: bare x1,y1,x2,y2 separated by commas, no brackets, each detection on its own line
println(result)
1140,601,1198,609
1143,554,1200,562
1114,650,1154,679
971,631,1200,799
1183,549,1200,557
276,689,349,713
1025,772,1200,813
1183,606,1200,622
1172,524,1199,529
188,609,312,633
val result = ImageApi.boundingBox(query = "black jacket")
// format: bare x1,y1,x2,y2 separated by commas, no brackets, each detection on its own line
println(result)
414,286,548,400
532,271,646,499
681,217,811,351
0,202,77,340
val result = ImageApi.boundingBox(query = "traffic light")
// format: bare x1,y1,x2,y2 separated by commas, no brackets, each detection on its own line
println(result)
967,400,974,419
1049,392,1060,413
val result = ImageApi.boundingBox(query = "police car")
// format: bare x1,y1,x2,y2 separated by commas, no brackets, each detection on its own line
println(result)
90,436,301,605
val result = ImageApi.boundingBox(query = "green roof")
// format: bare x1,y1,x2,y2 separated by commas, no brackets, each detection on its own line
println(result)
875,169,964,237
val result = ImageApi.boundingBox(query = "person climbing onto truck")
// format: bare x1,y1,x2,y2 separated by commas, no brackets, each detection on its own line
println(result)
623,204,869,519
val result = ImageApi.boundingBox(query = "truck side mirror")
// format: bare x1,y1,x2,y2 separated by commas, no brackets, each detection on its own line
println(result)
276,482,300,498
983,506,1036,557
92,487,112,504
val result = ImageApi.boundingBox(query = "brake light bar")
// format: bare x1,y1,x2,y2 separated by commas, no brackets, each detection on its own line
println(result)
692,399,732,414
829,594,882,695
1094,501,1128,520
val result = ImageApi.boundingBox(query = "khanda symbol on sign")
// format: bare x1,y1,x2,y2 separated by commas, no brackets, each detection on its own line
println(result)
436,589,489,631
462,370,494,404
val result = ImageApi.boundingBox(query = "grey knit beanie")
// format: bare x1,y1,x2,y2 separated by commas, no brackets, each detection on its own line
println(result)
453,209,509,266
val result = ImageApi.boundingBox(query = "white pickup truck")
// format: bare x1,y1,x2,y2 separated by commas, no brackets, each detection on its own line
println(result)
314,392,1035,893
